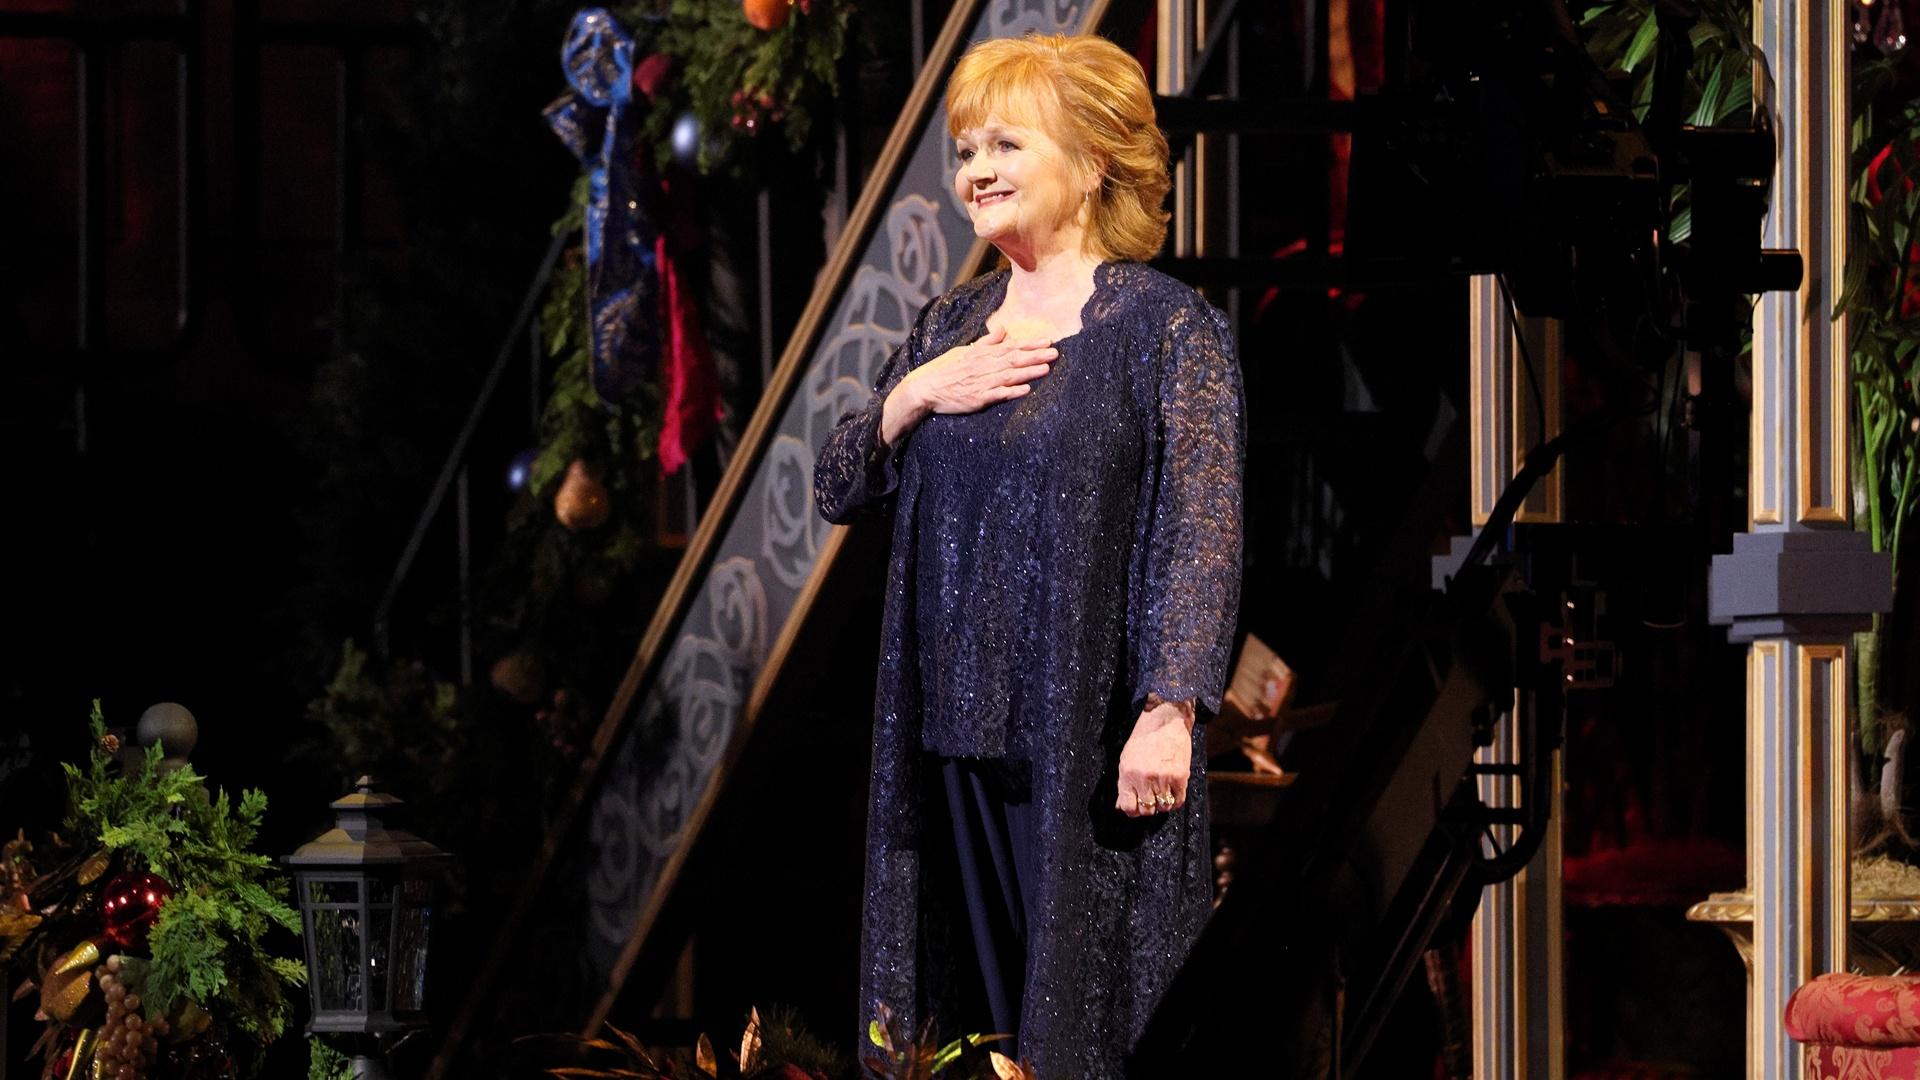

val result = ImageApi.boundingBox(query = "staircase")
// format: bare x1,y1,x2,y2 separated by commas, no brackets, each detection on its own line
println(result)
428,1,1126,1072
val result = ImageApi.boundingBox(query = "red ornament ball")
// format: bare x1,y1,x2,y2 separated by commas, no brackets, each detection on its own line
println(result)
101,870,173,950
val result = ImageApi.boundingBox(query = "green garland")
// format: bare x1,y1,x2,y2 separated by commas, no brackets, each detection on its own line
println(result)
625,0,853,174
478,0,850,724
63,704,309,1048
476,186,662,724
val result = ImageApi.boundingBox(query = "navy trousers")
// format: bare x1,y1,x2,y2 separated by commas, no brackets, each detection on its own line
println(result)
937,757,1038,1057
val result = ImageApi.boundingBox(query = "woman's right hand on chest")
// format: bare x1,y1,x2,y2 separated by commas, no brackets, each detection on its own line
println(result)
879,326,1056,447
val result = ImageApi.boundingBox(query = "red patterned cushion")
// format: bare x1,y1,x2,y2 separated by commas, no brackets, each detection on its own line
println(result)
1803,1044,1920,1079
1787,974,1920,1047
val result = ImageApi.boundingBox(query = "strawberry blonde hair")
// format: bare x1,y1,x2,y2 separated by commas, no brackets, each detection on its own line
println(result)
946,33,1171,263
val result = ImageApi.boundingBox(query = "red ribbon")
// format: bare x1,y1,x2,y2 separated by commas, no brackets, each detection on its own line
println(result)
653,178,722,476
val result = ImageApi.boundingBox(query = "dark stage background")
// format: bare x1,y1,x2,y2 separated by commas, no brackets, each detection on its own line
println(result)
0,1,1766,1076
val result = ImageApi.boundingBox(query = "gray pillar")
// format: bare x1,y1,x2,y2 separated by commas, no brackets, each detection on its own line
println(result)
1707,4,1890,1075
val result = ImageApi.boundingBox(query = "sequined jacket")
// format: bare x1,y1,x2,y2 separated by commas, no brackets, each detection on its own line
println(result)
814,260,1245,1080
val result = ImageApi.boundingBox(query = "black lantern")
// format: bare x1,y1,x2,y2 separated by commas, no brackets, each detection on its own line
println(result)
285,777,450,1046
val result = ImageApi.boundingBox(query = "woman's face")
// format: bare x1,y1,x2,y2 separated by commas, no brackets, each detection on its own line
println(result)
952,114,1089,260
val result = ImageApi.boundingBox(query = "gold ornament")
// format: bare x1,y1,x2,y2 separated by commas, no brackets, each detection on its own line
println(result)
57,1027,99,1080
51,938,101,977
39,939,103,1024
76,849,110,886
0,909,42,964
742,0,793,31
553,460,611,531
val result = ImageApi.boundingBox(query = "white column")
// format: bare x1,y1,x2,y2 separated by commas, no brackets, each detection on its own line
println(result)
1463,274,1565,1080
1709,3,1883,1076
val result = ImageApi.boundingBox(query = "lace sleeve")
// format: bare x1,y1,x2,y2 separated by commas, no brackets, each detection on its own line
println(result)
813,301,933,524
1131,298,1246,715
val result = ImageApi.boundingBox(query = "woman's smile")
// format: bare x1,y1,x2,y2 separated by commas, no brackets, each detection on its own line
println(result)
952,117,1090,258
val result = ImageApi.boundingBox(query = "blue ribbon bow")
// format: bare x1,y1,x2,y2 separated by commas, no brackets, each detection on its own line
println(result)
544,7,659,404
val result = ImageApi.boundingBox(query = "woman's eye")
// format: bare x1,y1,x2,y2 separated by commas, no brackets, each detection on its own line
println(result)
998,140,1017,152
957,148,974,162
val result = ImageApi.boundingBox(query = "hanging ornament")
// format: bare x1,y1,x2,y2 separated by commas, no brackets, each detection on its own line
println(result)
39,938,106,1026
742,0,793,31
506,449,538,493
490,652,546,706
101,870,173,950
671,111,702,167
554,459,612,530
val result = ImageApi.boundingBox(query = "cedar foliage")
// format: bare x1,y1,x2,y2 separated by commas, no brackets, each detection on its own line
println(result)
64,702,307,1047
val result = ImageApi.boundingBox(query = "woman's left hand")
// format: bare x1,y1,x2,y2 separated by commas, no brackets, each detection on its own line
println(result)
1117,698,1196,817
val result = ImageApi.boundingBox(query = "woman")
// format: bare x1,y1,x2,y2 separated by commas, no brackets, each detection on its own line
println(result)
814,32,1244,1079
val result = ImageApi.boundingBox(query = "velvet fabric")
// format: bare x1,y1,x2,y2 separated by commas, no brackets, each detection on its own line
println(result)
814,261,1245,1079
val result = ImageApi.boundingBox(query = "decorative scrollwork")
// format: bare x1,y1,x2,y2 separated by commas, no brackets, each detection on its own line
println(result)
705,556,770,665
586,737,643,947
884,194,948,299
763,436,824,589
987,0,1082,37
587,561,766,956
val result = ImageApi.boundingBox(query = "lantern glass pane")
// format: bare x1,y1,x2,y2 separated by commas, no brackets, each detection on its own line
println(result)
368,908,391,1013
313,907,364,1012
307,879,358,904
393,879,433,1010
369,876,395,904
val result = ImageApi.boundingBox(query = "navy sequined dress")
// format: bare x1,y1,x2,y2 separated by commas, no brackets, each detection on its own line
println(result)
814,261,1244,1079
